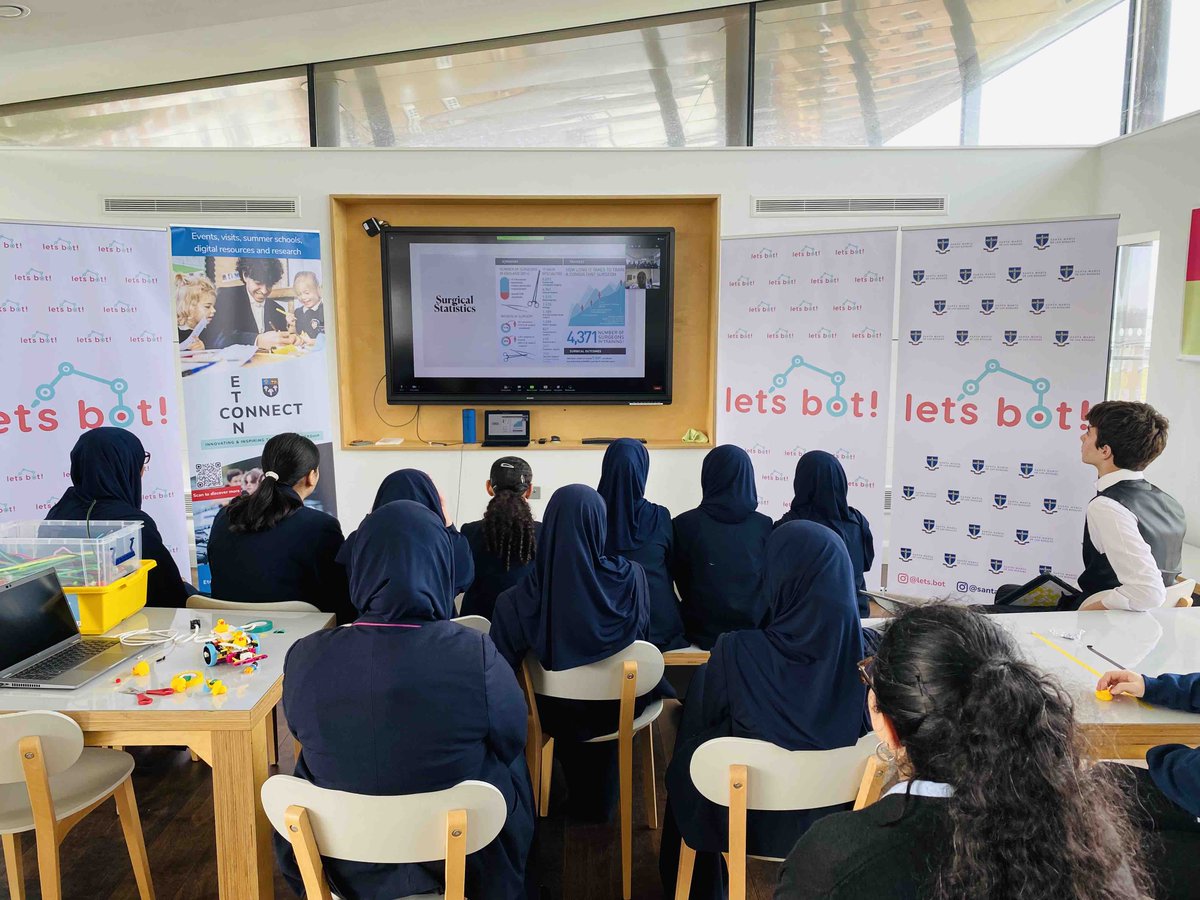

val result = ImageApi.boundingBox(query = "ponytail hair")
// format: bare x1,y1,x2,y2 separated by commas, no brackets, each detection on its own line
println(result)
483,456,536,570
871,604,1149,900
225,433,319,534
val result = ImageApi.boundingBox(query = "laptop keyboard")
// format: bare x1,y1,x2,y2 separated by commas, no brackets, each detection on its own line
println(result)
9,639,119,681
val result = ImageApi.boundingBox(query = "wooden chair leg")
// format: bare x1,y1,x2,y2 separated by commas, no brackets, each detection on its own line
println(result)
640,724,658,830
618,661,637,900
728,765,748,900
284,806,333,900
2,832,25,900
114,776,155,900
19,737,62,900
444,809,467,900
538,737,554,818
674,839,696,900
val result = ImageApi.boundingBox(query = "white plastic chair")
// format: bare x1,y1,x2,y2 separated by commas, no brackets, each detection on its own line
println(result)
261,775,507,900
676,735,887,900
522,641,665,900
1167,578,1196,608
185,596,321,614
0,711,154,900
450,615,491,635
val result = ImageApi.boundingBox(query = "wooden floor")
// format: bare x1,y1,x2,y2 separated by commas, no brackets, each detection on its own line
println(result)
0,701,780,899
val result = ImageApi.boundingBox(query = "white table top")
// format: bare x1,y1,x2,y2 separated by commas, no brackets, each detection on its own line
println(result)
0,607,333,715
866,608,1200,730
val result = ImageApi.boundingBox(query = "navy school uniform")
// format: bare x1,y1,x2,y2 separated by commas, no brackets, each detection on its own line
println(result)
294,302,325,340
491,484,668,819
459,519,541,620
660,521,871,900
340,469,475,605
46,427,190,608
597,439,688,651
775,450,875,617
279,500,533,900
672,445,773,650
207,502,354,624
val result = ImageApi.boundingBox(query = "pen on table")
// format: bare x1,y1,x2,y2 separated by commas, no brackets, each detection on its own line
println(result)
1086,644,1125,670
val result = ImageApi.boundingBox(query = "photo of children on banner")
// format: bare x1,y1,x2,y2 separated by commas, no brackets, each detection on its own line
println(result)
174,256,327,359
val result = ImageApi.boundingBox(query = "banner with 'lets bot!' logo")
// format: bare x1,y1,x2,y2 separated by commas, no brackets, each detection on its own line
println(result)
716,228,897,589
0,220,189,574
890,217,1117,601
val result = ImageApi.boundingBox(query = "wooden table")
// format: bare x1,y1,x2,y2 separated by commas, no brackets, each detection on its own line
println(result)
0,607,332,900
979,607,1200,758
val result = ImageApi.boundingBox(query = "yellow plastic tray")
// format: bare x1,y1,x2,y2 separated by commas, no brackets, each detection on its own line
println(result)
64,559,157,634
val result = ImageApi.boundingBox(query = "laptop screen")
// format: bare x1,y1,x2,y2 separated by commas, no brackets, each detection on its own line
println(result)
0,571,79,673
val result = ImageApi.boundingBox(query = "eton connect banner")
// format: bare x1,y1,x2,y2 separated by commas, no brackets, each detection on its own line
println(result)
170,225,338,593
716,229,897,589
0,221,190,574
890,217,1118,601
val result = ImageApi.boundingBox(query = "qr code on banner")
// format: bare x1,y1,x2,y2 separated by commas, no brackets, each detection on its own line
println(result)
194,462,223,489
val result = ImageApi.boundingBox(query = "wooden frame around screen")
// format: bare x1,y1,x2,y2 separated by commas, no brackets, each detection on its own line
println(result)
329,195,720,450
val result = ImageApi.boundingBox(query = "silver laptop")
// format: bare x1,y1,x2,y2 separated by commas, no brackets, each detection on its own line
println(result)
0,569,143,689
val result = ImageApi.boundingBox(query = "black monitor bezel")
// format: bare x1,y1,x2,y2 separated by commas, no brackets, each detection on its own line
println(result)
380,226,674,405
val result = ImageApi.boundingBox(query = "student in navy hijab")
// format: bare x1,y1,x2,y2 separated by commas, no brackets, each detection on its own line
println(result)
280,500,533,900
672,445,773,649
660,521,870,899
775,450,875,616
596,439,687,650
491,484,660,819
47,428,189,607
343,468,474,603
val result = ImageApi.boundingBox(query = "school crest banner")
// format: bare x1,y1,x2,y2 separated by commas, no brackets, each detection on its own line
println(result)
890,217,1118,600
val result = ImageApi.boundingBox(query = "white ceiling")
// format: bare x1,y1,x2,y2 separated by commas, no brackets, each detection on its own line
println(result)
0,0,736,105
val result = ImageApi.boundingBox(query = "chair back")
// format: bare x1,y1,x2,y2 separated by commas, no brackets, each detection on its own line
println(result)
186,596,320,614
451,615,491,635
0,711,84,784
1167,578,1196,608
526,641,664,700
260,775,507,863
690,735,877,811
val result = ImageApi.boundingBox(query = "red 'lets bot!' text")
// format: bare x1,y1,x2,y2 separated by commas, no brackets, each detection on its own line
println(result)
724,387,879,417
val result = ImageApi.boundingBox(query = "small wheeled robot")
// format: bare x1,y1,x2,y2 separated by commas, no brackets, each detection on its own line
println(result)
201,619,269,672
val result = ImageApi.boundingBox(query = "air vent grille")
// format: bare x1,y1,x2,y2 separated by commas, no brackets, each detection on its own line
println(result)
753,195,947,217
103,196,300,216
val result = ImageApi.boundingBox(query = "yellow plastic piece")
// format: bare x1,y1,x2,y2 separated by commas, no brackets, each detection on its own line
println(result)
171,671,203,693
207,679,228,696
63,560,157,635
131,661,150,677
214,618,229,633
233,633,249,647
242,666,257,675
1095,689,1114,702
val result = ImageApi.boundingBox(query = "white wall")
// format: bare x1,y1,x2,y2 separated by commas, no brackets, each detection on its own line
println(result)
0,145,1097,531
1096,112,1200,542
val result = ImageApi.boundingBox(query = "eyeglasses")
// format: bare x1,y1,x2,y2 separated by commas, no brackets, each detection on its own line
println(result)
143,452,152,468
857,656,875,689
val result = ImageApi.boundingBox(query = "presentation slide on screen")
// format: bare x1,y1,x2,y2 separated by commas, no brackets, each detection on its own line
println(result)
410,241,649,380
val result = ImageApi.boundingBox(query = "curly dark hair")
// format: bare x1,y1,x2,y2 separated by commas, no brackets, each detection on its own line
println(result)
483,457,536,570
1086,400,1169,471
235,256,284,288
870,604,1150,900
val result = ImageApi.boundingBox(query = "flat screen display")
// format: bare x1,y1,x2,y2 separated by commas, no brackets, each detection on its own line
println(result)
381,228,674,404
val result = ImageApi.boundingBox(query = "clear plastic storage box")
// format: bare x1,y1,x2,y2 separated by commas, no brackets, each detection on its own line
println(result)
0,520,144,587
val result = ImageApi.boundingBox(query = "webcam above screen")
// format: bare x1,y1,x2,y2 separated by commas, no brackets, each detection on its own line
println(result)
380,227,674,405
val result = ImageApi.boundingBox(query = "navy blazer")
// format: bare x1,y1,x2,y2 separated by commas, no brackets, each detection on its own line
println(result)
280,621,533,900
207,505,354,624
1143,672,1200,818
208,285,288,348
